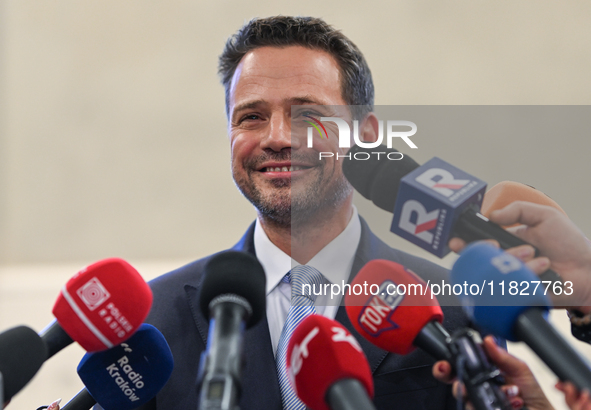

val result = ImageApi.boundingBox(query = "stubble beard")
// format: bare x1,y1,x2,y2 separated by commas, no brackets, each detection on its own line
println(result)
232,150,353,230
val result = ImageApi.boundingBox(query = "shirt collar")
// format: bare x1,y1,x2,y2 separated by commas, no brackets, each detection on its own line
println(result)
254,206,361,295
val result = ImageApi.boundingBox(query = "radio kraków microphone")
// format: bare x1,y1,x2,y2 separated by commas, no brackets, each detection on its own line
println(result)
197,251,266,410
60,323,173,410
287,315,375,410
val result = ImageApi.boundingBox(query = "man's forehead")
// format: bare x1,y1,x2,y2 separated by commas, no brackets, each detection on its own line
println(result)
228,45,343,112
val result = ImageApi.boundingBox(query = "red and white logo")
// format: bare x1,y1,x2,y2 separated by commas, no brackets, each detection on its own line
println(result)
415,168,470,197
76,277,111,311
398,200,440,244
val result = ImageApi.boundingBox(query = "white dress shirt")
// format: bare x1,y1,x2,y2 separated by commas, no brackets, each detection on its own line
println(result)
253,206,361,355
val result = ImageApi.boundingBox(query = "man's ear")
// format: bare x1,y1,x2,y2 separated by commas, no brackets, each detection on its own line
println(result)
359,113,379,143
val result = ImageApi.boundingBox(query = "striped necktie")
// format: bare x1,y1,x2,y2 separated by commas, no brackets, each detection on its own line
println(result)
276,265,324,410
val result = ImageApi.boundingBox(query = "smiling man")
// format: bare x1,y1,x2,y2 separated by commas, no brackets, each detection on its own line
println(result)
141,16,470,410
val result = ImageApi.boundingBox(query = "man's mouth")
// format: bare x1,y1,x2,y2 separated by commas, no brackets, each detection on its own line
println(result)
260,165,308,172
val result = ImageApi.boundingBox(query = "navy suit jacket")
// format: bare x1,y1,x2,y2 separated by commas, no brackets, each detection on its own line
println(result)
138,217,470,409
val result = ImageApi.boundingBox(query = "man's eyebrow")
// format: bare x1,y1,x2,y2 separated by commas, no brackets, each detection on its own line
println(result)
232,100,265,116
288,96,325,105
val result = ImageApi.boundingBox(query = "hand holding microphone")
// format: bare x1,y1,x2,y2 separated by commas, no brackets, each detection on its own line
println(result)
342,145,562,283
451,242,591,391
286,315,375,410
345,259,511,410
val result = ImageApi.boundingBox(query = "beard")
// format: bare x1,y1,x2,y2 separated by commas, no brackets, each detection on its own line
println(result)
232,148,352,228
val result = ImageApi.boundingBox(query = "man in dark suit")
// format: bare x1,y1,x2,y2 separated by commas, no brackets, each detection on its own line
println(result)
142,16,471,409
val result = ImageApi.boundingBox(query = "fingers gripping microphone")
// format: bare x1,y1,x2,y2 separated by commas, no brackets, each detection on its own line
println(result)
0,326,48,403
61,323,173,410
198,251,266,410
342,145,561,283
40,258,153,358
480,181,567,226
345,260,512,410
451,243,591,391
286,315,375,410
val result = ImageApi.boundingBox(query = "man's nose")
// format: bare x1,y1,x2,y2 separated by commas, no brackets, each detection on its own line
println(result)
261,114,302,151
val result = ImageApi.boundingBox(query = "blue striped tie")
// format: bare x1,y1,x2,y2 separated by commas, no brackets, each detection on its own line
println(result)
276,265,324,410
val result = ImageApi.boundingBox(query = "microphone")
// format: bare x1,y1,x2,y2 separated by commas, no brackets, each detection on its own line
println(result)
344,260,511,410
342,144,561,283
197,251,266,410
451,242,591,391
344,259,450,360
480,181,567,225
40,258,153,358
286,315,375,410
60,323,173,410
0,326,48,403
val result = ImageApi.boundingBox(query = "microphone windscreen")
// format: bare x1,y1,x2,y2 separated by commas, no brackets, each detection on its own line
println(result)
200,251,266,328
286,315,373,410
345,260,443,354
342,145,420,211
481,181,567,226
52,258,153,352
451,242,551,341
0,326,48,401
77,323,173,410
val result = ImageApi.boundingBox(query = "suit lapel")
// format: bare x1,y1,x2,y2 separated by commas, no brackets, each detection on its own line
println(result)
184,222,282,409
336,218,390,374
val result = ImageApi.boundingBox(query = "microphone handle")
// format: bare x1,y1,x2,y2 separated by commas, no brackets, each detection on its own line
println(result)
39,320,74,359
453,207,561,283
515,308,591,391
198,296,250,410
61,388,96,410
413,321,453,363
326,379,376,410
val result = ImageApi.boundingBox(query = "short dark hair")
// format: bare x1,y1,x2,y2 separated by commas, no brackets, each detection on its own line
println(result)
218,16,374,119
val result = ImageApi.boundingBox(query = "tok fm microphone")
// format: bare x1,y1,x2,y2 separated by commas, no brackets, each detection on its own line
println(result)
344,259,450,360
345,260,511,410
0,326,48,403
39,258,153,358
60,323,173,410
286,315,375,410
451,242,591,391
342,145,561,283
197,251,266,410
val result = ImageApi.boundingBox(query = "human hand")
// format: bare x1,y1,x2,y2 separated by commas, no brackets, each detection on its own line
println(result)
556,382,591,410
490,201,591,312
433,336,554,410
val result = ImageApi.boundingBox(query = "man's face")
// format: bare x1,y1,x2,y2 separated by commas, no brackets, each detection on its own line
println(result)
227,45,353,226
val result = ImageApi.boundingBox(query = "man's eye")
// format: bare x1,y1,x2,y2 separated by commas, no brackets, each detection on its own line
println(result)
239,114,262,123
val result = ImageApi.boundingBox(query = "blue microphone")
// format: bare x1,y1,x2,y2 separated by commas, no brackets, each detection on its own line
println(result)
62,323,173,410
451,243,591,391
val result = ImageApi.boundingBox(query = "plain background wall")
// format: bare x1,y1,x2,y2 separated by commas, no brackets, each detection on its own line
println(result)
1,1,591,409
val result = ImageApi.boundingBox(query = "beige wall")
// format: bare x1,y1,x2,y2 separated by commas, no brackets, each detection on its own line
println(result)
2,1,591,409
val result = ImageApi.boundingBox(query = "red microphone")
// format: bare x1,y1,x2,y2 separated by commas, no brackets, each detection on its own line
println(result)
345,260,451,361
286,315,375,410
40,258,153,357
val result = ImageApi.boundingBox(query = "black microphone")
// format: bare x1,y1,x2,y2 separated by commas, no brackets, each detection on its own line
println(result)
197,251,266,410
342,144,561,283
0,326,48,403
